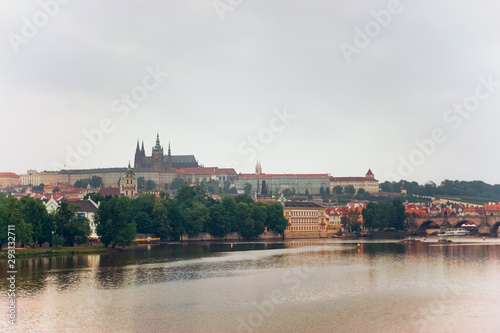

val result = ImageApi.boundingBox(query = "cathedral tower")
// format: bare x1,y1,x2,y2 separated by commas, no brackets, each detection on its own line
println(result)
151,132,164,170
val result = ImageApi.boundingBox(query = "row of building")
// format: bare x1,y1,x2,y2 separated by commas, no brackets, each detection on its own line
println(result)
2,133,381,195
404,202,500,217
1,166,380,197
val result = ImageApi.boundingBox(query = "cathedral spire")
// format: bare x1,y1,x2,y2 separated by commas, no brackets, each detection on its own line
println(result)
168,141,171,156
154,132,162,150
141,140,145,156
136,139,140,152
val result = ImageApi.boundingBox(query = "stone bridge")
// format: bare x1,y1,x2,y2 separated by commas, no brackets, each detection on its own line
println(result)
407,216,500,235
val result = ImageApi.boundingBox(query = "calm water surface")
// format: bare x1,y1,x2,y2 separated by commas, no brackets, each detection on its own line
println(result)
1,238,500,333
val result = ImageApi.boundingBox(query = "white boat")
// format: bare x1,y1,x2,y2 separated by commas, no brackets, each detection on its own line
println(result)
437,229,470,237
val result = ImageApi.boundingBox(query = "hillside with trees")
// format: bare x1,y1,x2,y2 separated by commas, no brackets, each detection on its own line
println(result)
380,179,500,204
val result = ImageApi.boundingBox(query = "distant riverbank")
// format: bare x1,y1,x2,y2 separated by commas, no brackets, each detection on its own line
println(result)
0,246,121,258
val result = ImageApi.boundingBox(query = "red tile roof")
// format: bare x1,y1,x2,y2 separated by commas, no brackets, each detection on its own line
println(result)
179,167,219,175
366,169,374,176
405,208,429,216
99,187,120,196
331,176,378,182
0,172,19,177
217,168,237,175
485,203,500,211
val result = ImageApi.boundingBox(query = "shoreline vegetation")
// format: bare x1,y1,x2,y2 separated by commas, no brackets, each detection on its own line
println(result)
0,246,121,258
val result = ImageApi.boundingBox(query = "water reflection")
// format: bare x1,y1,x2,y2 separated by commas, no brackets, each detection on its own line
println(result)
2,239,500,332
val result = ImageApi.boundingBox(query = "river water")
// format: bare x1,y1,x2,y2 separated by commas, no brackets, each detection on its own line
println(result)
1,238,500,333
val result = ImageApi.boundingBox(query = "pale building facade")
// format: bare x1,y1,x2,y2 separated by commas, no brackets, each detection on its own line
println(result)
44,198,100,239
20,169,40,186
236,162,330,195
0,172,20,187
39,171,59,185
283,202,328,239
330,169,380,193
119,165,138,197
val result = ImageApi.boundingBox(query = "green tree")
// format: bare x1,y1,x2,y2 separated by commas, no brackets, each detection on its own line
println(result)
320,187,325,197
3,196,33,247
19,196,54,247
236,202,254,238
392,198,408,230
333,186,343,195
361,199,408,231
344,185,356,195
250,203,267,237
234,194,254,205
170,177,186,191
146,180,157,191
133,211,153,234
207,203,231,238
0,194,10,249
32,183,45,191
166,199,184,240
244,183,252,195
84,192,105,203
152,201,171,238
184,202,209,238
68,215,91,245
137,177,145,191
51,234,64,248
261,181,268,196
95,196,136,247
54,201,79,246
266,203,288,234
282,188,293,197
222,197,238,232
53,187,60,193
90,176,103,188
342,209,361,232
305,189,310,196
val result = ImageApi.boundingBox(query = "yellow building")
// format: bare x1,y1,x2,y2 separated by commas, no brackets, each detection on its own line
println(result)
283,202,328,239
20,169,40,186
0,172,20,187
330,169,380,193
40,171,59,185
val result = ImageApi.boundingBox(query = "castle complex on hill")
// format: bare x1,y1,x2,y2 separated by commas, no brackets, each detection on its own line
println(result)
134,133,199,170
1,133,380,197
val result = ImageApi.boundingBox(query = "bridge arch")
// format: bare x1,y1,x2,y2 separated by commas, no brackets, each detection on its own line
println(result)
419,220,439,232
452,220,471,228
490,222,500,236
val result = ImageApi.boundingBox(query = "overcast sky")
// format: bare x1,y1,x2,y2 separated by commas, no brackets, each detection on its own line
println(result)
1,0,500,185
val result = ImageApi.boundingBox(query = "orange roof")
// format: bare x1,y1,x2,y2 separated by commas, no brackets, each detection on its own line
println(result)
179,167,219,175
331,176,378,182
405,208,429,216
217,168,237,175
485,203,500,211
0,172,19,177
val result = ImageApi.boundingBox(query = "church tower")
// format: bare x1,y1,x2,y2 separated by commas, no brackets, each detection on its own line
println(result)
120,162,137,197
255,161,262,175
152,132,164,170
134,140,142,168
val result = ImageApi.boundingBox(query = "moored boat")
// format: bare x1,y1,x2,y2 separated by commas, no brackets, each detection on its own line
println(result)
437,228,470,237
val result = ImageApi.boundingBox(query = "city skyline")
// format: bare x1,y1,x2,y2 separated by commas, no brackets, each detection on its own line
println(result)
2,1,500,185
